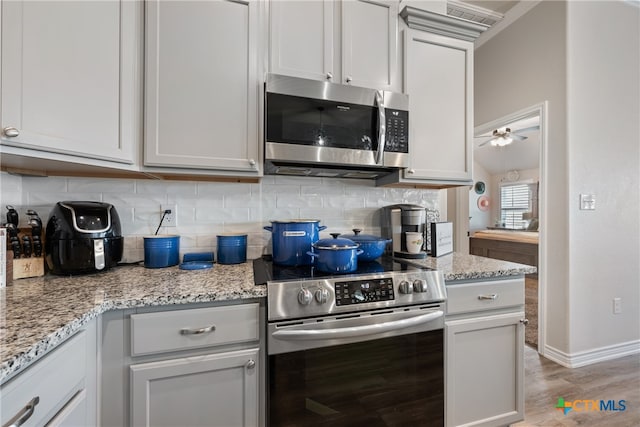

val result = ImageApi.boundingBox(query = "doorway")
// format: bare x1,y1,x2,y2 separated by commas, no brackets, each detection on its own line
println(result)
471,102,548,355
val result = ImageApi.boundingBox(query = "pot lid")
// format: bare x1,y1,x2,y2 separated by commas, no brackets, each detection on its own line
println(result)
313,233,359,250
269,219,321,224
340,228,391,243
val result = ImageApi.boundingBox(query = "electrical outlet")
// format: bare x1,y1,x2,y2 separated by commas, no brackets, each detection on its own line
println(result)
613,298,622,314
161,204,178,227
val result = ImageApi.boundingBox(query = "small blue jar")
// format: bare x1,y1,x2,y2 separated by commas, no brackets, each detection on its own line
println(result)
217,233,247,264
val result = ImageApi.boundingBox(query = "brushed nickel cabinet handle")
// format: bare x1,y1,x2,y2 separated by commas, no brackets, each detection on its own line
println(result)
326,72,333,80
245,359,256,370
520,318,529,326
407,169,415,174
345,76,352,83
3,127,19,138
4,396,40,427
179,325,216,335
478,294,498,300
249,159,256,166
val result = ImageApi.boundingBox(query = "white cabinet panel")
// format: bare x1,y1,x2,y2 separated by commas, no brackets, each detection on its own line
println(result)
342,0,398,90
399,29,473,185
269,0,335,81
130,348,260,427
144,0,261,174
1,1,138,164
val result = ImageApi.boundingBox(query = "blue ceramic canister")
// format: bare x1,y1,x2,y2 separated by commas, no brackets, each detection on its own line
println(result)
217,233,247,264
264,220,327,266
144,235,180,268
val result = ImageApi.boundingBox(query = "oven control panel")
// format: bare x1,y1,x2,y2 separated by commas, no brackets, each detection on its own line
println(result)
335,278,394,306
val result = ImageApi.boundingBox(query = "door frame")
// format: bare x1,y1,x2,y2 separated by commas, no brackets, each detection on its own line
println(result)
472,101,548,356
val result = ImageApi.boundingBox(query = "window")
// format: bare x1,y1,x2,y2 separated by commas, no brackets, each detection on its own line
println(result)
500,182,537,229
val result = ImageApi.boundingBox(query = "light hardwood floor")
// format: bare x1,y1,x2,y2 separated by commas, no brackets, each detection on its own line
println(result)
512,346,640,426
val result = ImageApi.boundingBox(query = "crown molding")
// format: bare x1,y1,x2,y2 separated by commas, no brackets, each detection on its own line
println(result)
400,6,489,42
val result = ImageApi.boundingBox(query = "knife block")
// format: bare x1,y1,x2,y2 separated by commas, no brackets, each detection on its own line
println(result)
9,227,45,280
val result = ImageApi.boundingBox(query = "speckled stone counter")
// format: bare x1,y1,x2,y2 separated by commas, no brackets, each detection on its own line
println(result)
404,252,537,281
0,262,264,384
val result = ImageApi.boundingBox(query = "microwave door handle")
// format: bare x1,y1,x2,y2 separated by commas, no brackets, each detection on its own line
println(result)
375,90,385,165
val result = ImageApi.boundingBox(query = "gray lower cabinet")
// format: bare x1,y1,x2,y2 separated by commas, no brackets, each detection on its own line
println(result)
101,301,264,427
444,278,526,427
0,320,98,427
130,348,259,427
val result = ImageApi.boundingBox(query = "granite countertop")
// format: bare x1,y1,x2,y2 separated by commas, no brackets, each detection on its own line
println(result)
0,262,264,384
404,252,537,281
0,252,536,384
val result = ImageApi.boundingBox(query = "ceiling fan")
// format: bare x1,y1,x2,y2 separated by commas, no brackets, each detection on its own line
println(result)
477,125,540,147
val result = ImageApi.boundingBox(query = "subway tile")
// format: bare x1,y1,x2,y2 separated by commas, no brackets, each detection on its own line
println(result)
195,207,250,223
251,207,299,223
276,195,323,209
323,196,365,209
260,184,300,195
68,178,135,194
106,193,166,208
22,176,66,192
27,192,100,205
136,180,197,196
274,176,322,186
301,185,345,196
197,182,251,195
224,193,262,208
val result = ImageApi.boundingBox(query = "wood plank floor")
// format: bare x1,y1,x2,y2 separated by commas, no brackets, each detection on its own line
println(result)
511,346,640,426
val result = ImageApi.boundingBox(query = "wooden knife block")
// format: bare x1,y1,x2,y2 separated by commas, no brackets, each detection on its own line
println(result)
8,227,45,280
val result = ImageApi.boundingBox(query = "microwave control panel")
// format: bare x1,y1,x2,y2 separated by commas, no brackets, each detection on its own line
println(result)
384,109,409,153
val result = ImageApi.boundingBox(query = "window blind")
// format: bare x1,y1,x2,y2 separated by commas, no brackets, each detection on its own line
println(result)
500,183,531,229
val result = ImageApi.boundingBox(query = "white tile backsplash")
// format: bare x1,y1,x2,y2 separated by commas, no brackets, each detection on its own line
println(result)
2,172,441,263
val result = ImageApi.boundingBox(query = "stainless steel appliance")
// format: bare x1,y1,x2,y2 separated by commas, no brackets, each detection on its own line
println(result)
45,201,123,275
255,256,446,426
380,204,428,259
264,73,409,179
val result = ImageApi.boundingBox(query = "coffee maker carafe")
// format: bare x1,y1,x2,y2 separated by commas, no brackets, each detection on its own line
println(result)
380,204,427,259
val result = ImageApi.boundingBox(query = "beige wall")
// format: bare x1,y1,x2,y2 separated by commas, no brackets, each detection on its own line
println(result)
475,0,570,355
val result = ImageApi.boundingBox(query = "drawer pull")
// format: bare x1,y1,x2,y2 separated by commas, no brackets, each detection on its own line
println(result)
4,396,40,427
245,359,256,370
520,318,529,326
478,294,498,300
179,325,216,335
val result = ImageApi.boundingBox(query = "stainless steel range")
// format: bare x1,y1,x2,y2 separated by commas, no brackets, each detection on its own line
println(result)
255,256,447,426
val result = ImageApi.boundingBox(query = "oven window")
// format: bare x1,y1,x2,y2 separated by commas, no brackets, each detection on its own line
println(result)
268,329,443,427
266,93,378,151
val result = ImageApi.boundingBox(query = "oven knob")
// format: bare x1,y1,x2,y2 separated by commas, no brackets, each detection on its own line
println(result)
298,288,313,305
413,279,429,293
314,289,329,304
398,280,413,294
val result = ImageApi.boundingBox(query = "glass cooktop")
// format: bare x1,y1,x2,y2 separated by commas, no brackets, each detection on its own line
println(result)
252,255,426,286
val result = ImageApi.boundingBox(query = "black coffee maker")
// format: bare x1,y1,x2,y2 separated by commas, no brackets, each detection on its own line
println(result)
45,201,123,275
380,204,427,259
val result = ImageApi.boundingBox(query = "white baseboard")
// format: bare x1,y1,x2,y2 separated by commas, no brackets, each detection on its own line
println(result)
543,340,640,368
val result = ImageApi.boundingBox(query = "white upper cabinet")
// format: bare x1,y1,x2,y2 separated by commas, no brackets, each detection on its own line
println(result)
144,0,262,175
269,0,399,91
0,1,139,164
403,29,473,183
342,0,398,90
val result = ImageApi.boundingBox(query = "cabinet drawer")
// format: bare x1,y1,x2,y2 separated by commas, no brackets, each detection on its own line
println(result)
446,279,524,315
1,332,86,427
131,303,260,357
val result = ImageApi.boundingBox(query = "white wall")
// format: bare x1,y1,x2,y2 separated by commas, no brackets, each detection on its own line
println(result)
566,1,640,355
0,172,441,263
476,0,640,364
469,161,492,231
475,0,569,354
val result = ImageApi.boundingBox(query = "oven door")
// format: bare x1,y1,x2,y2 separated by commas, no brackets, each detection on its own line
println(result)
267,306,444,426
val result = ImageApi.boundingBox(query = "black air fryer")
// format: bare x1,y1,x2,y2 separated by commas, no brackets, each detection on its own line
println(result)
45,201,123,275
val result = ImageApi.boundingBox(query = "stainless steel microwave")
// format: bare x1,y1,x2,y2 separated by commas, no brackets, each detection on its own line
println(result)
264,73,409,179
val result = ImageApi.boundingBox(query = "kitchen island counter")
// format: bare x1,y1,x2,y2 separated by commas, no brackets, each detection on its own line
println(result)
405,252,537,281
0,262,263,384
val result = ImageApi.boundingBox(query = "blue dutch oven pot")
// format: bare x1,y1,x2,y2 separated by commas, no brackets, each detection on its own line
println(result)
307,233,364,274
264,219,327,266
340,229,392,262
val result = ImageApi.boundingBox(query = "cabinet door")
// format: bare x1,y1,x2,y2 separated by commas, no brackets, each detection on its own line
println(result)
1,1,137,164
144,0,261,173
342,0,398,91
130,348,260,427
403,29,472,182
269,0,335,82
445,312,525,427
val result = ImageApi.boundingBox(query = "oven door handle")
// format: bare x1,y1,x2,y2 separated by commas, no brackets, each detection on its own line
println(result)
272,310,443,341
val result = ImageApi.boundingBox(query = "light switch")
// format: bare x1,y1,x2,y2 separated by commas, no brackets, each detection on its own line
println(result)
580,194,596,210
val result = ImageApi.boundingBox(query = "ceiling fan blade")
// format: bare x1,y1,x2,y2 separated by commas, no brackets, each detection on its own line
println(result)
513,125,540,134
478,137,496,147
510,134,527,141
